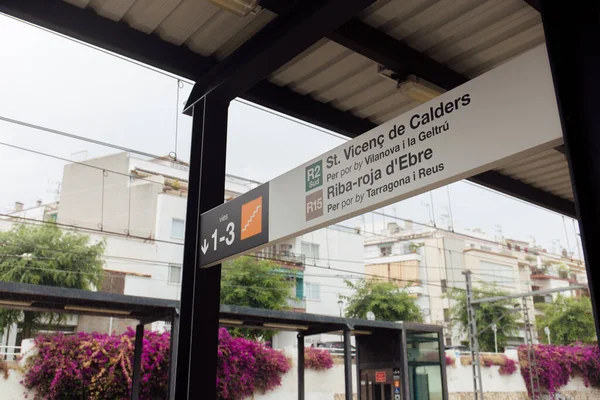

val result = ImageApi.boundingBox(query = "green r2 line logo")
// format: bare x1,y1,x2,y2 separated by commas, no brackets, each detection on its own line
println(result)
305,160,322,192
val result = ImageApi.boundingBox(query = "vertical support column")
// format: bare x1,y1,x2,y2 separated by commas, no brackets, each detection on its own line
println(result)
355,336,361,400
463,270,484,399
168,311,180,399
297,334,305,400
540,0,600,343
343,327,353,400
400,329,410,400
131,323,144,400
438,329,449,400
174,95,229,399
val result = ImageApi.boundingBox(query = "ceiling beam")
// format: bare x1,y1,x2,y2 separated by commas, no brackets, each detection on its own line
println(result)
243,81,375,138
469,170,575,218
329,18,469,91
184,0,377,110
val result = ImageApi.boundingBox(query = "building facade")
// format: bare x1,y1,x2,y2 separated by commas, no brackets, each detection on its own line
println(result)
363,221,588,347
2,152,364,348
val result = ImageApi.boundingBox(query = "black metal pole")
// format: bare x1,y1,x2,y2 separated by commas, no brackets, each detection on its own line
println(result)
540,1,600,342
174,95,229,399
343,327,353,400
355,336,361,400
400,329,410,400
131,323,144,400
167,311,179,399
298,334,305,400
438,329,449,400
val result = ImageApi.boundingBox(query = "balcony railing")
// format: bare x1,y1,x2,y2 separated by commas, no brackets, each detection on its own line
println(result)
533,295,552,304
287,297,306,310
256,250,305,266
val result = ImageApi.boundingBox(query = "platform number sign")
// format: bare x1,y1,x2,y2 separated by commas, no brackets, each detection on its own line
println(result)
198,183,269,267
305,160,322,191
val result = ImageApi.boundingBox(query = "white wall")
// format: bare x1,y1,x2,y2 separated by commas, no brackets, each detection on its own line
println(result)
253,351,356,400
99,232,182,300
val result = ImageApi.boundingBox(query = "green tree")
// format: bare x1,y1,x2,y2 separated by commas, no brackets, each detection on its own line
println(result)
448,285,519,352
220,256,295,340
342,279,423,322
535,295,596,345
0,224,105,338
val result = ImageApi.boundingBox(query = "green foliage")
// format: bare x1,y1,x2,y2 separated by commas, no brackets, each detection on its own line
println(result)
448,285,519,352
0,224,105,338
220,256,295,341
535,295,596,345
342,279,423,322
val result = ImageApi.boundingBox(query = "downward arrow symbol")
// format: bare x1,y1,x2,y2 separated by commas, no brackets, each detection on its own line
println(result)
201,239,209,255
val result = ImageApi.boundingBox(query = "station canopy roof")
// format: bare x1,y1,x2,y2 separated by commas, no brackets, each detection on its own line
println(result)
0,281,441,336
0,0,574,218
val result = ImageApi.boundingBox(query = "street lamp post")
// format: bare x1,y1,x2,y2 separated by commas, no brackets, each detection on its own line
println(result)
544,326,551,345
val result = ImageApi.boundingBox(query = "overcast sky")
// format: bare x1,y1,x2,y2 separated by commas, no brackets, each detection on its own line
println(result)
0,14,582,256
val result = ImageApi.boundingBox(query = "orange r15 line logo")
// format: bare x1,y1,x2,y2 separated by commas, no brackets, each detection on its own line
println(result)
241,197,262,240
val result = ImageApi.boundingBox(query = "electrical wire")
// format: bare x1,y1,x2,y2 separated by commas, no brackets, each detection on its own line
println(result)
0,115,163,160
0,139,177,189
0,243,510,298
0,213,183,246
0,211,532,292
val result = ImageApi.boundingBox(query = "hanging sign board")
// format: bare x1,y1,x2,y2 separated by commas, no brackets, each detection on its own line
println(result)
198,44,563,267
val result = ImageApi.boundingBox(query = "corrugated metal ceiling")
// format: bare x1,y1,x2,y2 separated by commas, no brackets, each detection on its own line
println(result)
60,0,571,203
64,0,276,59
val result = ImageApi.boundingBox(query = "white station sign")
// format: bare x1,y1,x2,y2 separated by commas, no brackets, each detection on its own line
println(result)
198,45,563,267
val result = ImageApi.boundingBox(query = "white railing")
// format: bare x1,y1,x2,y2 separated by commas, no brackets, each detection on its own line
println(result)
0,345,22,360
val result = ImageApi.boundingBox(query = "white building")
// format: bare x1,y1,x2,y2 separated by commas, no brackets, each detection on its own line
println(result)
363,220,588,348
2,152,365,347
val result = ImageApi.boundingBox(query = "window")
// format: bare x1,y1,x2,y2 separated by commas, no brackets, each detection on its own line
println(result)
279,244,292,256
443,309,450,322
479,261,515,287
301,242,319,260
171,218,185,239
305,282,320,301
441,279,447,294
480,245,492,252
168,264,182,285
380,246,392,256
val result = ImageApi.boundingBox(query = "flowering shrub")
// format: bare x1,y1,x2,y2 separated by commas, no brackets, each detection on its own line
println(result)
23,329,170,399
444,353,455,366
482,357,494,367
23,328,290,400
518,344,600,397
304,347,334,371
217,328,290,399
458,354,516,375
498,356,517,376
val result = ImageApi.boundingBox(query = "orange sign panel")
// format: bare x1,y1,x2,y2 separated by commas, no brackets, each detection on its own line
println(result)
375,371,386,383
241,197,263,240
394,380,400,388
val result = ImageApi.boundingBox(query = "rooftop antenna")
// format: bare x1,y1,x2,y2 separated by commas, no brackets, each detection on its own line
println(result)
47,180,62,202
